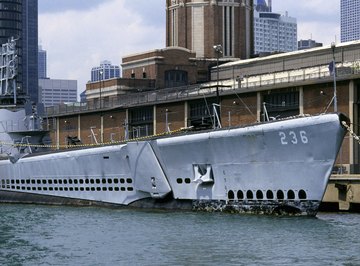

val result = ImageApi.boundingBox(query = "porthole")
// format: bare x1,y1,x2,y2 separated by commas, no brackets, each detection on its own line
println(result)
48,180,53,185
59,187,63,191
91,187,95,191
114,187,120,191
49,187,53,191
246,190,253,200
107,179,112,184
120,179,125,184
114,179,119,184
228,190,235,200
75,187,79,191
184,178,191,184
102,187,107,191
43,187,47,191
102,178,106,184
127,187,134,191
109,187,113,191
298,190,307,200
42,180,47,184
96,187,101,191
69,179,73,184
59,180,63,184
90,179,95,184
27,187,31,191
287,190,295,200
256,190,264,200
74,180,78,184
237,190,244,200
121,187,126,191
63,180,67,185
16,186,19,190
69,188,74,191
86,187,90,191
176,178,183,184
85,179,89,184
266,190,274,200
37,180,41,184
54,180,58,184
80,187,84,191
126,178,133,184
79,179,84,184
21,180,25,184
55,187,58,191
26,180,31,184
64,187,68,191
277,190,284,200
21,187,25,190
96,179,100,184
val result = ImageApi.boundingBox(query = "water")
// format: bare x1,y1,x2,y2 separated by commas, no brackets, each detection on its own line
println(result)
0,205,359,266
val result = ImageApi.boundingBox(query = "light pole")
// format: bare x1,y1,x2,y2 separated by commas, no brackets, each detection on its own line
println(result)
213,44,222,127
99,70,104,143
331,42,337,113
99,70,103,109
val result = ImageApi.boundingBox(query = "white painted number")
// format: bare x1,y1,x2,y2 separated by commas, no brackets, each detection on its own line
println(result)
289,131,298,144
279,130,308,145
279,132,288,145
300,131,308,144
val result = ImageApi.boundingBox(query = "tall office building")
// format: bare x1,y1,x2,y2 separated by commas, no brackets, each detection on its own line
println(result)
38,79,77,107
0,0,38,103
38,45,47,79
91,60,121,82
166,0,254,59
254,0,297,54
341,0,360,42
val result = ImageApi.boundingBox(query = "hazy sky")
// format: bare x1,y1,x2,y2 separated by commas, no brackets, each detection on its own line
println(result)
38,0,340,95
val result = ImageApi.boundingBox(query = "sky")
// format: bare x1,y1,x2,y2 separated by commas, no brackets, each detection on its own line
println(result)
38,0,341,96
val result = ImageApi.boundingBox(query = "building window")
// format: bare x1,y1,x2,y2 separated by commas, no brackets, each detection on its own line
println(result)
262,90,299,120
164,70,188,88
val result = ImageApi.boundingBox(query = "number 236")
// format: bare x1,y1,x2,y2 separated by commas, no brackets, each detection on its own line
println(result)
279,131,308,145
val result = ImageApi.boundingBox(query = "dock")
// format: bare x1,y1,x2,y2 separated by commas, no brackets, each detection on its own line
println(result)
321,175,360,212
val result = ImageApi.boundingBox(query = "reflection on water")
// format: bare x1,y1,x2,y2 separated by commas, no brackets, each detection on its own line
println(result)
0,205,359,266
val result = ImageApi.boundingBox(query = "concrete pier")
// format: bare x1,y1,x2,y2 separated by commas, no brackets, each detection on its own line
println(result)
321,175,360,212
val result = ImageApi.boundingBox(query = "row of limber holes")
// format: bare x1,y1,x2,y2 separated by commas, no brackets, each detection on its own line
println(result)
228,189,307,201
1,185,134,192
1,178,133,185
1,178,134,193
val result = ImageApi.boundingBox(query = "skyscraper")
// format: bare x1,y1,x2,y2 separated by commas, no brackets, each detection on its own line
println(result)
166,0,254,59
254,0,297,54
91,60,121,82
0,0,38,103
23,0,39,103
341,0,360,42
38,45,47,79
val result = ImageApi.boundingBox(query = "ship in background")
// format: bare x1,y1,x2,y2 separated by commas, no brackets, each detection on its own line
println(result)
0,39,349,216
